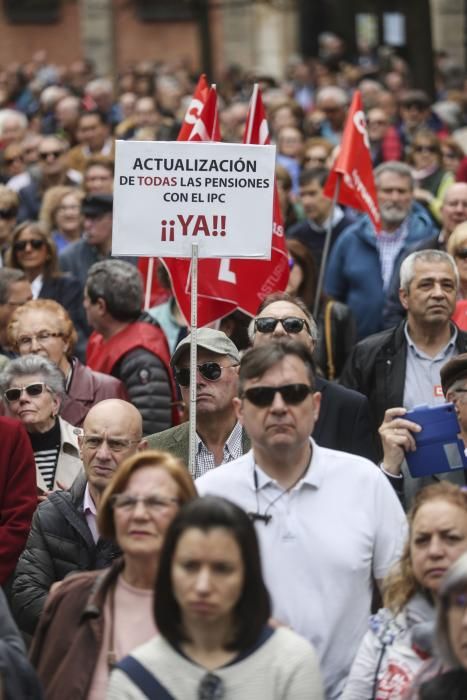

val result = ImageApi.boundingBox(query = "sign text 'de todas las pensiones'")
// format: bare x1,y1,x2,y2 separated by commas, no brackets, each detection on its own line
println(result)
112,140,276,259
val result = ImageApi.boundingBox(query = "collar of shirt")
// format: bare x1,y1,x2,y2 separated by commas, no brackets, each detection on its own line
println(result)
404,321,458,360
30,274,43,299
378,219,408,241
253,438,322,491
308,205,344,234
196,420,244,461
83,482,97,516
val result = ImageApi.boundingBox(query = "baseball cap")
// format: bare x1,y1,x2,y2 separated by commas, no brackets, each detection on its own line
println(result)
171,328,240,367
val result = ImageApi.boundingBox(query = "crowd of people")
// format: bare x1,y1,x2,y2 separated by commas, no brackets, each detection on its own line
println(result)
3,37,467,699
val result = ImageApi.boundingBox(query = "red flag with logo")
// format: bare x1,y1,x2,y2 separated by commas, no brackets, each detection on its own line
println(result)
323,90,381,232
162,83,286,326
138,75,211,307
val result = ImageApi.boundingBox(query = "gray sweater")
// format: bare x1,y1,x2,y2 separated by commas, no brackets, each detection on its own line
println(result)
107,627,324,700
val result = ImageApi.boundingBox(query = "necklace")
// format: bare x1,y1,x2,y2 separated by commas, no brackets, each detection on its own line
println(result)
250,455,311,525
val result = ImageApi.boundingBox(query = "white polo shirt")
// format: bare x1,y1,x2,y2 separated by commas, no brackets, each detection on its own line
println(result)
196,439,407,700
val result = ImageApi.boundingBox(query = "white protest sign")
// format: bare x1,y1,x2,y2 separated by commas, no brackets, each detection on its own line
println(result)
112,140,276,258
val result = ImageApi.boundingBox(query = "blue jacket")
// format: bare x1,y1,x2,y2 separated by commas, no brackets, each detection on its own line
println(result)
324,204,437,340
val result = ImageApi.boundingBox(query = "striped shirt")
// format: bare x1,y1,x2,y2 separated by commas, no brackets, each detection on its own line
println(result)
30,420,60,491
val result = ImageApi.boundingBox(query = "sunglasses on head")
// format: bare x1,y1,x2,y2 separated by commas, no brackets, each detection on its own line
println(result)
4,382,49,403
254,316,310,335
0,207,17,219
39,150,63,160
175,361,237,387
456,249,467,260
242,383,313,407
13,238,45,253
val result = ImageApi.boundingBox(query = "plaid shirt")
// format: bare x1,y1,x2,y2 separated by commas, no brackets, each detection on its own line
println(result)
194,421,244,479
376,221,408,291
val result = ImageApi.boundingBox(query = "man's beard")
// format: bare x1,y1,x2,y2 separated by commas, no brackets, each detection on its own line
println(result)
380,203,409,228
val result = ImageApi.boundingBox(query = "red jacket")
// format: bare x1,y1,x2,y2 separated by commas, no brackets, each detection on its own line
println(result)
0,417,37,585
86,321,180,428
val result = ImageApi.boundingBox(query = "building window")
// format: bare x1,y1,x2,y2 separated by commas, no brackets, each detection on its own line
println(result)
4,0,60,24
135,0,196,21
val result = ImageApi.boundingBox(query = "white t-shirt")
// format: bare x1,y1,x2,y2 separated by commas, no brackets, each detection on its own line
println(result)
196,439,408,700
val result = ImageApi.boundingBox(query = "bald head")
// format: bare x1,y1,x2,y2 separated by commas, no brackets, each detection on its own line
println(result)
80,400,146,498
441,182,467,236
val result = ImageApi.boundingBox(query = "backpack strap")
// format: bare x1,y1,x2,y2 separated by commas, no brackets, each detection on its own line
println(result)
116,656,175,699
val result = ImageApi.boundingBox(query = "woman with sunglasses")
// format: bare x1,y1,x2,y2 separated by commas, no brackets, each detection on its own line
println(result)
30,450,197,700
5,220,88,358
0,354,81,496
39,185,84,253
8,299,127,427
342,482,467,700
108,496,324,699
409,129,454,224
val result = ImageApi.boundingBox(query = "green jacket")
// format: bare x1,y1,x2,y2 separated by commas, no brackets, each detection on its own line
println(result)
147,421,250,469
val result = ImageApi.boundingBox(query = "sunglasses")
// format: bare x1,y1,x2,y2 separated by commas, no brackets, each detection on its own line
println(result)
39,150,63,160
4,382,49,403
13,238,45,253
4,156,22,166
0,207,17,219
456,249,467,260
254,316,310,335
413,145,438,154
242,383,313,407
175,362,237,387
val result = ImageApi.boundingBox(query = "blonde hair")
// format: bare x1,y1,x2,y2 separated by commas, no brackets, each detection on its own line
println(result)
39,186,84,235
447,221,467,258
383,482,467,613
8,298,78,356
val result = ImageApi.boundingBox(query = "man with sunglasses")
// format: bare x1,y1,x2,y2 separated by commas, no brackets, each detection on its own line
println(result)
16,135,82,223
251,292,377,462
147,328,247,477
11,399,147,636
197,338,406,699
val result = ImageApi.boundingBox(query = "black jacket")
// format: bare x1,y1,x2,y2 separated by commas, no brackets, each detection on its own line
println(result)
11,474,120,636
313,377,378,463
340,321,467,458
314,300,356,380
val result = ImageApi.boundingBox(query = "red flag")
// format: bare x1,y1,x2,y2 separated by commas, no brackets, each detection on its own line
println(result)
323,90,381,232
163,84,286,326
163,84,237,326
177,74,209,141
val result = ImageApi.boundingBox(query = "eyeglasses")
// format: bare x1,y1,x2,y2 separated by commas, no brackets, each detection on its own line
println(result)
80,435,141,452
443,151,459,159
455,249,467,260
13,238,45,253
57,204,81,212
110,493,180,513
304,156,326,164
39,150,63,160
242,383,313,407
413,145,438,154
17,331,63,349
0,207,17,219
175,362,238,387
4,156,22,166
198,673,224,700
4,382,50,403
254,316,310,335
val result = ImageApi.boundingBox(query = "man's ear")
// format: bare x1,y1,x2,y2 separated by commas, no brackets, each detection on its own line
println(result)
96,297,107,317
137,438,148,451
399,287,409,311
233,396,244,425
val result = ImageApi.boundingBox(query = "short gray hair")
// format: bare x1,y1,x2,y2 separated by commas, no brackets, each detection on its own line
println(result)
316,86,348,107
0,269,27,305
436,551,467,668
0,354,65,396
400,250,459,293
86,260,143,322
0,109,27,138
374,161,414,190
